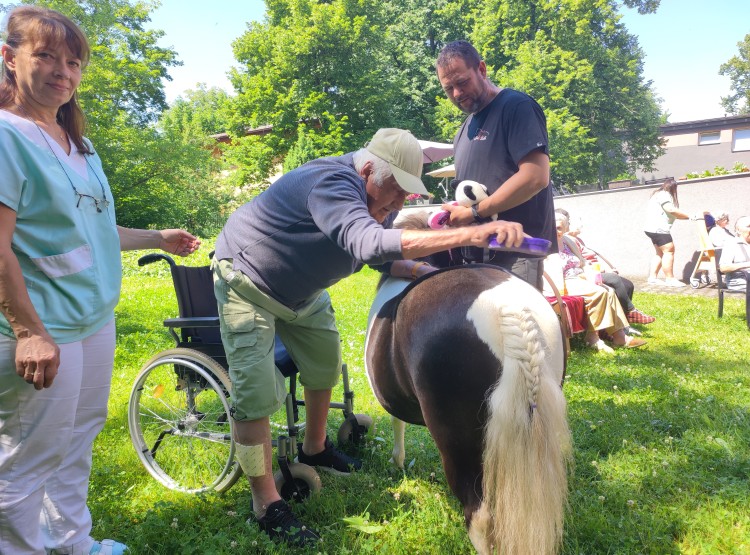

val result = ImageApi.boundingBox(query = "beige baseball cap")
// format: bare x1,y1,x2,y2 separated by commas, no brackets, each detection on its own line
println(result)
365,128,429,195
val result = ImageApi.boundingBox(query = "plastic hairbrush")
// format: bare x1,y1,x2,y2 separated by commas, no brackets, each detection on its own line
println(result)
487,236,551,256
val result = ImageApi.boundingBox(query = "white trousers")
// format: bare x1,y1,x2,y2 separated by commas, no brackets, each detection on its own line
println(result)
0,320,116,555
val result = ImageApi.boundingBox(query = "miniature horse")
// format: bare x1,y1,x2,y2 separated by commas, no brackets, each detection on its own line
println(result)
365,216,572,554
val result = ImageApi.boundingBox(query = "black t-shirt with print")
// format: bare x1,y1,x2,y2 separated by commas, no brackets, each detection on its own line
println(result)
453,88,557,250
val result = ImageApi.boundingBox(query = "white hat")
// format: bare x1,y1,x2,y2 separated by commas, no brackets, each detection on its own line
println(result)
365,128,429,195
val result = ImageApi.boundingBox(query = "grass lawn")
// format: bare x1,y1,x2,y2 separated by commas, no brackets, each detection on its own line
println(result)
90,247,749,554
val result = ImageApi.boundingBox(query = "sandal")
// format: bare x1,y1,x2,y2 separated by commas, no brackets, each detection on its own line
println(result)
89,540,128,555
620,336,647,349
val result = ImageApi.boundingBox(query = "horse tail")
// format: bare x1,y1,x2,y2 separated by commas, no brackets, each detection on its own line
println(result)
469,299,572,554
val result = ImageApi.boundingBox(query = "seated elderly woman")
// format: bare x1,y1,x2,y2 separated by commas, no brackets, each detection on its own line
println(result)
709,212,736,248
557,209,655,326
554,213,647,353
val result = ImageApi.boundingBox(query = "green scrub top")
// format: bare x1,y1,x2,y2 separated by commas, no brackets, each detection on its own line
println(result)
0,115,121,343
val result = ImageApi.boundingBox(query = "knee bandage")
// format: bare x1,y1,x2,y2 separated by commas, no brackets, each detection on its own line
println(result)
234,442,267,477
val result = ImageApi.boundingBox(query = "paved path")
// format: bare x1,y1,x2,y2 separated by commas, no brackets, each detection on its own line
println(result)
629,276,717,298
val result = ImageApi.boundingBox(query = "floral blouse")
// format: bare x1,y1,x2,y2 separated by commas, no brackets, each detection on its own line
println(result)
559,242,584,279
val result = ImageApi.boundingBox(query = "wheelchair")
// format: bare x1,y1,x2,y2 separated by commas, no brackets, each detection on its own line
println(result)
127,253,372,498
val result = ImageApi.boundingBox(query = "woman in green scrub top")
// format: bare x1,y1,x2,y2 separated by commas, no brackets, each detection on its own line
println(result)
0,6,199,555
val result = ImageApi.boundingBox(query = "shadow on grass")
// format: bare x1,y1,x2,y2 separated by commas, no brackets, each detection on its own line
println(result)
96,284,748,553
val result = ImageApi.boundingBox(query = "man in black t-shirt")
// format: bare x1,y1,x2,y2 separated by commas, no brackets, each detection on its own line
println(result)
436,40,557,291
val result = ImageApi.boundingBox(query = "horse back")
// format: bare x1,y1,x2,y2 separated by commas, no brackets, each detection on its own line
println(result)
366,266,514,426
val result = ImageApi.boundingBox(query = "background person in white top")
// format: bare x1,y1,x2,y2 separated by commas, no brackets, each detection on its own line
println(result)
719,216,750,291
643,178,690,287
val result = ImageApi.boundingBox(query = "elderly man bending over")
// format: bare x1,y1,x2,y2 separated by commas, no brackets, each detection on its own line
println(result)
212,128,524,547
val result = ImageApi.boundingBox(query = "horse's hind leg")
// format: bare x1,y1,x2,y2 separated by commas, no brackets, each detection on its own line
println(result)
389,416,406,468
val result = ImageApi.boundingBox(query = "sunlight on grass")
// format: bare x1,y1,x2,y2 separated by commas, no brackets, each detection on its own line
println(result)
91,253,749,554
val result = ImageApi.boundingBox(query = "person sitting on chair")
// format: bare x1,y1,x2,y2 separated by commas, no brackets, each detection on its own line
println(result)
554,213,646,353
719,215,750,291
709,212,736,248
211,128,525,547
556,209,655,325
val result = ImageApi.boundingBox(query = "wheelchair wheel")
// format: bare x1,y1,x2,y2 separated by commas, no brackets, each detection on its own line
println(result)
128,348,242,493
337,413,374,446
274,462,322,502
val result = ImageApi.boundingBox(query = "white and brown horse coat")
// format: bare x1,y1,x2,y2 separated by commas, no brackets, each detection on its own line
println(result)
365,264,571,554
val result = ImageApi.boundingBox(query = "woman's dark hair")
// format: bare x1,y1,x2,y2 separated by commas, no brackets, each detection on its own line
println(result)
437,40,482,71
651,177,679,207
1,6,91,153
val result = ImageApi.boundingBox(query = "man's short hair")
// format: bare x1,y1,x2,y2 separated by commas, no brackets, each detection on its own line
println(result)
352,149,391,186
437,40,482,70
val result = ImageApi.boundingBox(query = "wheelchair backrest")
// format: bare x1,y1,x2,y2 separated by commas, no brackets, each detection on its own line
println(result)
170,264,223,345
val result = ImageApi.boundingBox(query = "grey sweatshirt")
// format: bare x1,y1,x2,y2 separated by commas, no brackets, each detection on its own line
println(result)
214,153,403,308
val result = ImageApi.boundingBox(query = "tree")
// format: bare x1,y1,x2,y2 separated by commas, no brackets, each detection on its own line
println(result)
159,85,234,144
228,0,481,186
720,33,750,115
227,0,396,185
282,112,352,172
228,0,665,192
620,0,659,14
3,0,229,231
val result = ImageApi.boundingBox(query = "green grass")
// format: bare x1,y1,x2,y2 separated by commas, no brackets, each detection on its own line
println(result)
91,248,750,554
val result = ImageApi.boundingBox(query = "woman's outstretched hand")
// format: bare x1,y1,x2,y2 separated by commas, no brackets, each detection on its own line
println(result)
159,229,201,257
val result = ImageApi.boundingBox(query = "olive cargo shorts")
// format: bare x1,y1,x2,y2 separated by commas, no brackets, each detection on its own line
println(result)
212,258,341,420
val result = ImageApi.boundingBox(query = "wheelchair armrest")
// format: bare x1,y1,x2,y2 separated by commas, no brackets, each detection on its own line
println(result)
164,316,220,328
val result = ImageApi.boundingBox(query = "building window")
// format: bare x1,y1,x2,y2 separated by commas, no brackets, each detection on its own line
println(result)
698,131,721,145
733,128,750,152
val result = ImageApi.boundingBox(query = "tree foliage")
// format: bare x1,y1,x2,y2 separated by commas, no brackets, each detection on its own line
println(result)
470,0,665,188
283,112,352,172
159,84,234,144
2,0,229,233
620,0,659,15
720,33,750,116
3,0,668,203
229,0,665,191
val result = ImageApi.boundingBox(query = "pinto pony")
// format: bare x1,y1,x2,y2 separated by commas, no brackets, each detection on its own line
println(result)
365,216,572,554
